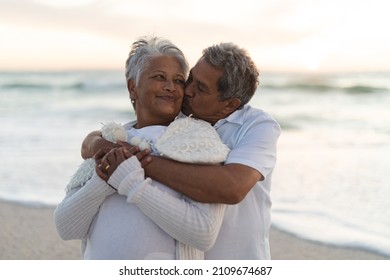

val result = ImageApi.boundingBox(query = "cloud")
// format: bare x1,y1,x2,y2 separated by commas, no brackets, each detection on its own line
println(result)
30,0,97,8
1,0,390,71
1,0,312,44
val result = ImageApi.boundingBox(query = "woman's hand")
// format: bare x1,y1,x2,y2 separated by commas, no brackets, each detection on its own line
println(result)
118,141,153,169
95,146,151,181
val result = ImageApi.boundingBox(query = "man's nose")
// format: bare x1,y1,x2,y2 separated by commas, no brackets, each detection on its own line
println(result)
184,82,194,97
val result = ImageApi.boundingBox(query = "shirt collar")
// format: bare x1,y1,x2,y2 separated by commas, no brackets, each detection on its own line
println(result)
214,104,248,128
179,104,249,128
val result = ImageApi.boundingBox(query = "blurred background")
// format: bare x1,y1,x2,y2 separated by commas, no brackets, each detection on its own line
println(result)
1,0,389,258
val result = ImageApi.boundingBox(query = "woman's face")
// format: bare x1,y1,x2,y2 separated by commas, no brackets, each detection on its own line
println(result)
128,56,186,128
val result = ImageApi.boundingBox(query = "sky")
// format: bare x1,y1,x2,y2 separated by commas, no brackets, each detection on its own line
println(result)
0,0,389,73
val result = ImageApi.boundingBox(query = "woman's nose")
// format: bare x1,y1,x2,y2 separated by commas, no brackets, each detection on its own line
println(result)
164,80,175,92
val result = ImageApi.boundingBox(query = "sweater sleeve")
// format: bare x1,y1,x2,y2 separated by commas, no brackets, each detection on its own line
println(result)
54,174,115,240
109,157,226,251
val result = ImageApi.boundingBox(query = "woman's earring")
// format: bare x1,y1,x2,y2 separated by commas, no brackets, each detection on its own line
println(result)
129,93,135,104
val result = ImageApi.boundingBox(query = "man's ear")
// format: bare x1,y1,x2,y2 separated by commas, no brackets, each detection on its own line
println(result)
127,80,137,99
223,98,241,114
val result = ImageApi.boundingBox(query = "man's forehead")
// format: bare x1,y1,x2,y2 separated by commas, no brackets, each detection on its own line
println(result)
191,59,222,85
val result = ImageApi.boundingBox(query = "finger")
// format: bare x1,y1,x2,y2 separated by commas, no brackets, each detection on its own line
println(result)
123,146,140,158
114,147,127,162
119,147,133,160
99,149,117,172
93,147,112,161
103,148,118,164
95,165,108,181
135,148,150,160
136,149,153,168
103,148,127,178
98,160,110,174
139,156,152,168
117,141,133,149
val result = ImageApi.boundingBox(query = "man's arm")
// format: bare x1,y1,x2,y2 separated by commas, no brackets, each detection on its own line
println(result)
81,130,119,159
144,157,262,204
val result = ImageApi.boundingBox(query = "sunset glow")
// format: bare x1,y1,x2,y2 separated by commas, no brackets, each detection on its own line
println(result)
1,0,389,72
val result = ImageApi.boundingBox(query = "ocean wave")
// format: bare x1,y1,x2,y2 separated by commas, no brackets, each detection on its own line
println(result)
272,207,390,257
1,83,53,90
262,82,388,94
0,70,126,93
0,81,125,92
263,83,335,92
2,71,389,95
343,85,386,94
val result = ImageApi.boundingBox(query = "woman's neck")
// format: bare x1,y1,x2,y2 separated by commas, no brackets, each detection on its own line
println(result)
134,119,174,129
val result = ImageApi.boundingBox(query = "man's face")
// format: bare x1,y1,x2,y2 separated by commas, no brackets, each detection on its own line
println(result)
182,58,228,125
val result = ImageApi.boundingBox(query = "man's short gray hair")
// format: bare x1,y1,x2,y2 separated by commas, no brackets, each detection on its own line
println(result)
125,36,189,84
202,43,259,109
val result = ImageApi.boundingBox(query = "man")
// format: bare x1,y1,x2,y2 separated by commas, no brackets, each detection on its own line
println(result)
83,42,281,259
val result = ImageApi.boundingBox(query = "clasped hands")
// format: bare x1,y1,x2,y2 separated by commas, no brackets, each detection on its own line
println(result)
94,141,152,182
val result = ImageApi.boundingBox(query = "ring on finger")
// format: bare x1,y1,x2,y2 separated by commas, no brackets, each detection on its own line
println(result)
104,164,110,171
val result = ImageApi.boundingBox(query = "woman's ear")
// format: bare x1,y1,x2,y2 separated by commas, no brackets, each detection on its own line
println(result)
127,80,137,100
223,98,241,114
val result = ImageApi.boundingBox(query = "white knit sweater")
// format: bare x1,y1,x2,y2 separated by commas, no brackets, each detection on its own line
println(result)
54,118,228,259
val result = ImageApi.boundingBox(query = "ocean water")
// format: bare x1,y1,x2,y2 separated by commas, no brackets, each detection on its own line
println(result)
1,70,389,257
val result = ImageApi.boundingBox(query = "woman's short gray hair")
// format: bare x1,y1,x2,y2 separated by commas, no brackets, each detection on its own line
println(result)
125,36,189,84
202,43,259,109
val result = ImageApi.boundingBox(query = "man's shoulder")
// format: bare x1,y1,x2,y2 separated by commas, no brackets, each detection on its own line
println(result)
234,105,281,138
237,105,278,125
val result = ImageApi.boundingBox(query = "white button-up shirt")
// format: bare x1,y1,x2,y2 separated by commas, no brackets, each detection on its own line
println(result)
205,104,281,259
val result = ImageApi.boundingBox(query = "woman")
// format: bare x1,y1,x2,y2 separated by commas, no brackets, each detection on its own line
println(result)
54,36,227,259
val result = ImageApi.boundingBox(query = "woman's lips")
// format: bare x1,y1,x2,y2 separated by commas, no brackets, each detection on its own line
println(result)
158,95,178,102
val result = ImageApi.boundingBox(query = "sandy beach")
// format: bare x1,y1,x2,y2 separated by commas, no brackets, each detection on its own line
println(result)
0,200,387,260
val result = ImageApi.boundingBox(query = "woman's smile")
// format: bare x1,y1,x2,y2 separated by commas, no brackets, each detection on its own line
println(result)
157,94,179,103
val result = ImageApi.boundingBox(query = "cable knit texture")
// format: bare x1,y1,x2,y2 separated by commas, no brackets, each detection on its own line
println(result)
108,157,145,196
